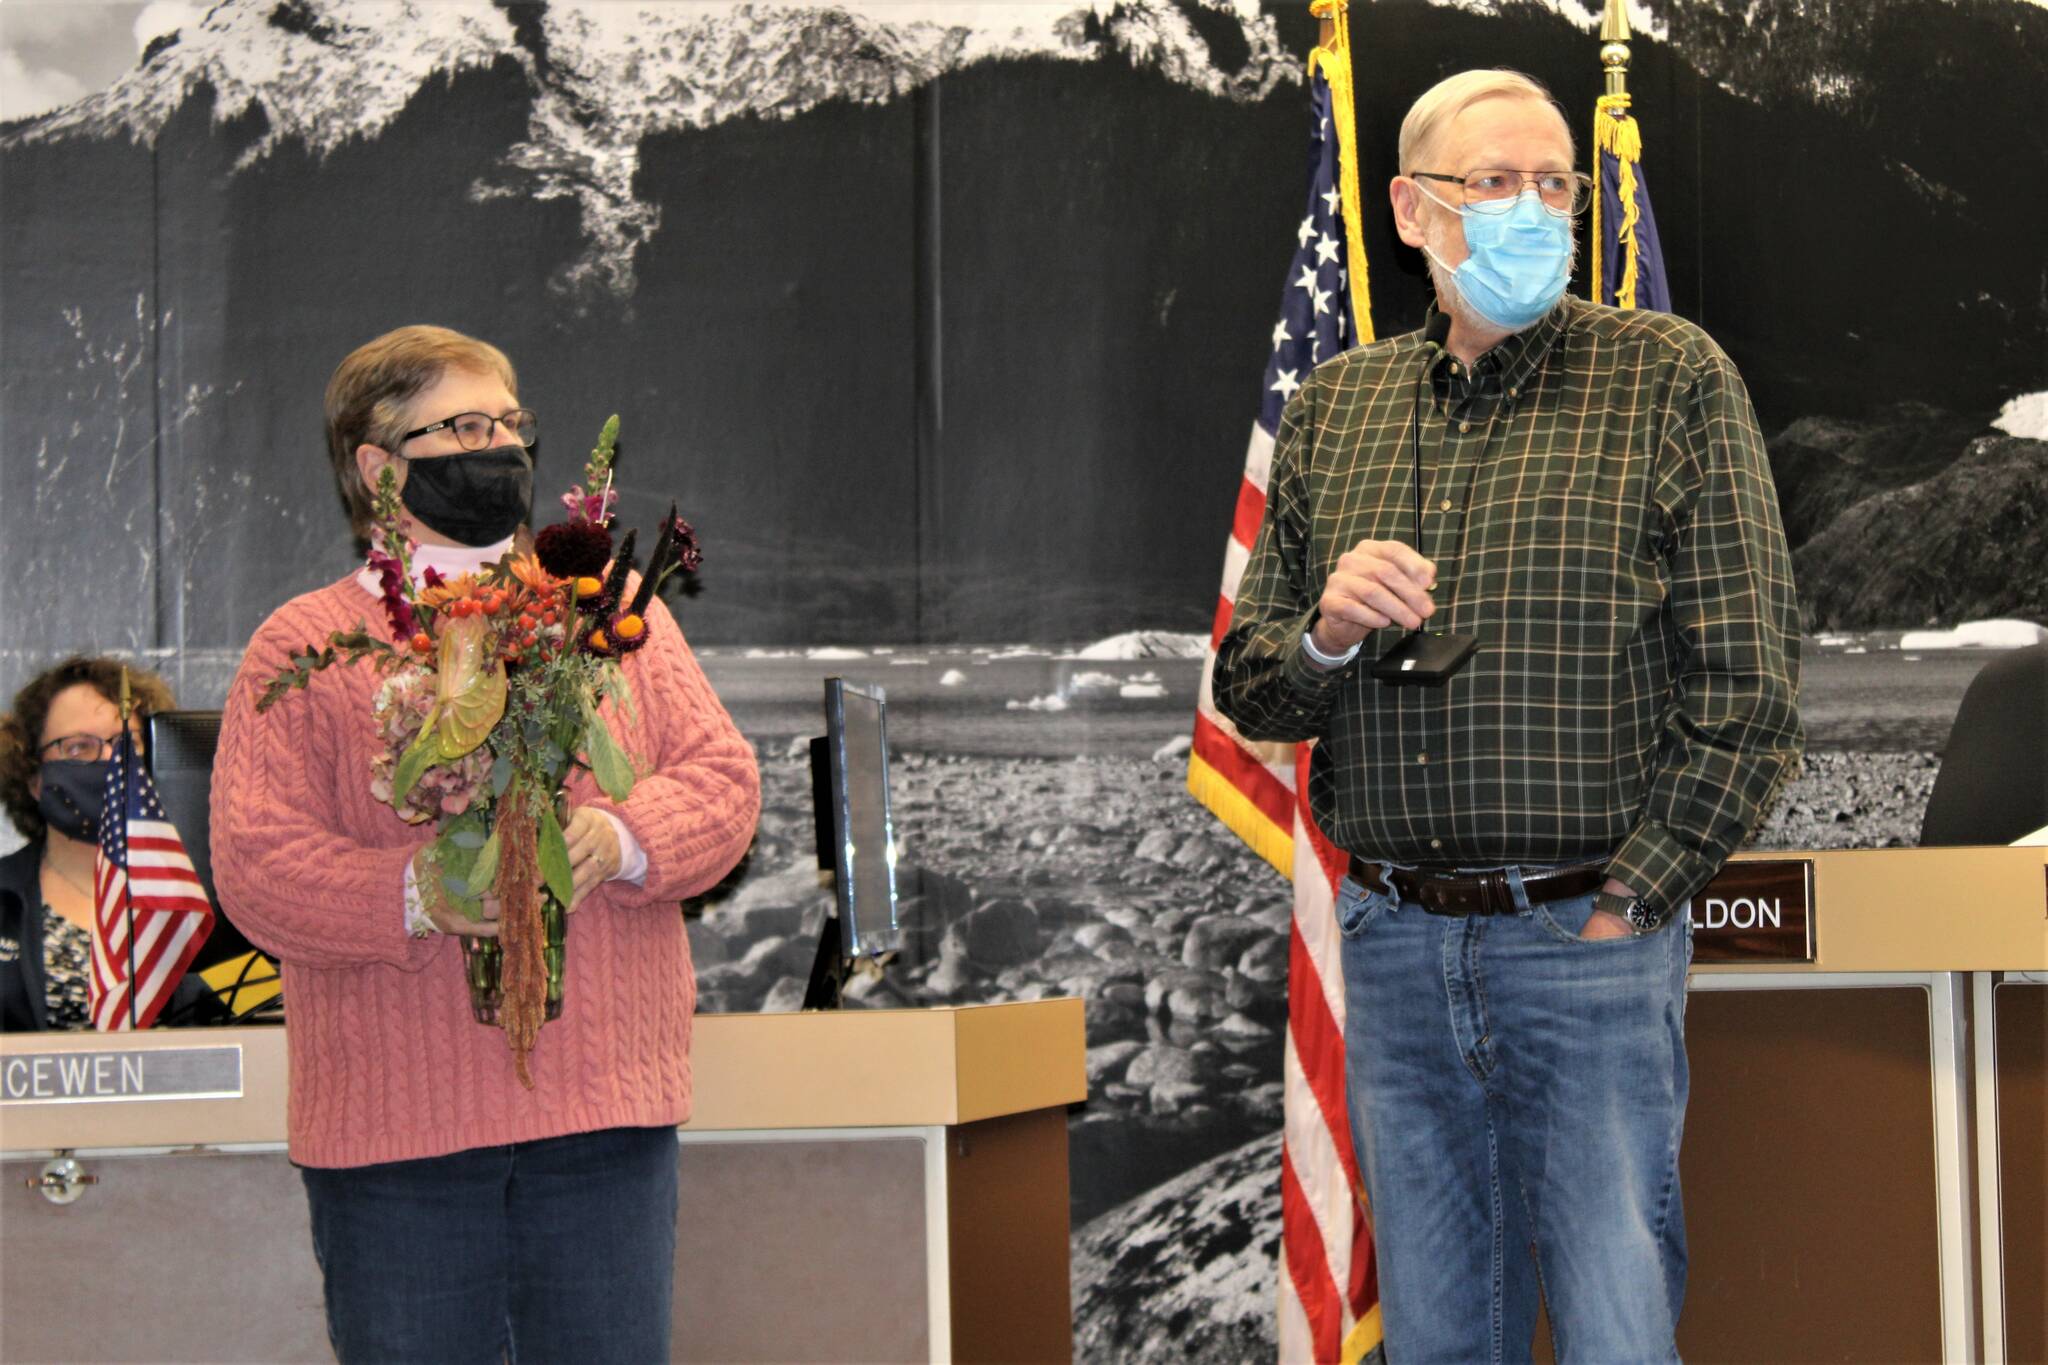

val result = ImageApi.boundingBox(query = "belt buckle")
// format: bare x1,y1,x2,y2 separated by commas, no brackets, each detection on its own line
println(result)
1418,879,1457,916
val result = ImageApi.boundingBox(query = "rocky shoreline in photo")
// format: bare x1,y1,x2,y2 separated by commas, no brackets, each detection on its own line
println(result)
688,739,1943,1235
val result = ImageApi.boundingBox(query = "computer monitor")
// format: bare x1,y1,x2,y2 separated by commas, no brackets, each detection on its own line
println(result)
802,678,902,1008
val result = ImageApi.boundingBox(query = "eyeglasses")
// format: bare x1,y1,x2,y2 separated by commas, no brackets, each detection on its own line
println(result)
398,408,539,451
39,732,129,763
1412,169,1594,217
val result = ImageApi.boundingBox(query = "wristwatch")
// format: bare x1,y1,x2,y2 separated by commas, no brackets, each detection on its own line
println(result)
1595,890,1670,935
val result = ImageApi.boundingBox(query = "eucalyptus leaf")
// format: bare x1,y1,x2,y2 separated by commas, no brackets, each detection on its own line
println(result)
469,827,502,893
437,877,484,923
490,756,514,798
449,829,486,850
605,663,638,725
583,706,635,803
537,802,574,907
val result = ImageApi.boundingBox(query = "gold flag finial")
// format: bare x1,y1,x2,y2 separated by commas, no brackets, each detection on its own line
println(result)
1599,0,1631,98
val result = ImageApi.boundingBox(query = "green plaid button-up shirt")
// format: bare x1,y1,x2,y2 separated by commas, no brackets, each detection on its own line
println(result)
1212,296,1803,917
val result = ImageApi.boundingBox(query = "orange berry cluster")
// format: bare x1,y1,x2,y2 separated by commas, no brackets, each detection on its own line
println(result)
501,584,570,667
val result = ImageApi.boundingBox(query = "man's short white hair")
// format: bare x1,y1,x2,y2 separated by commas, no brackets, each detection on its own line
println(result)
1398,69,1574,175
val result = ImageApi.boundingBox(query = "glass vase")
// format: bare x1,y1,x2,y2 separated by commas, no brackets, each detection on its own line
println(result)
459,888,568,1025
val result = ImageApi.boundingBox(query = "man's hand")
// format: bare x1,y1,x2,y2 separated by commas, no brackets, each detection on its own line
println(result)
1311,539,1437,662
563,806,623,911
415,846,499,938
1580,878,1639,941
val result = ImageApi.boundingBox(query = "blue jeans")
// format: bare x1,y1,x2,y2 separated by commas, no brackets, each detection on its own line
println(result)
1338,867,1691,1363
300,1126,680,1364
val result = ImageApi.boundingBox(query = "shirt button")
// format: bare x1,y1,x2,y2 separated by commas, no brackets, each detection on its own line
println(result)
1430,838,1443,850
1439,498,1453,511
1416,752,1428,764
1458,421,1472,434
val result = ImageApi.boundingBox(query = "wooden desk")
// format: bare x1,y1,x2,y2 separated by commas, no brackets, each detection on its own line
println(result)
1678,846,2045,1363
1,1000,1086,1364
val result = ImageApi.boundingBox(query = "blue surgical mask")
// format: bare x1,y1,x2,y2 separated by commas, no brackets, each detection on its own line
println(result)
1423,188,1571,331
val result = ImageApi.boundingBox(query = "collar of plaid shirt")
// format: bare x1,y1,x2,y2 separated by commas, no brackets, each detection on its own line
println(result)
1427,299,1568,404
1212,295,1804,919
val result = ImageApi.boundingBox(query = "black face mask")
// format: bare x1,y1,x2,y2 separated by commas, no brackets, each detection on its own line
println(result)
38,760,110,843
397,445,534,546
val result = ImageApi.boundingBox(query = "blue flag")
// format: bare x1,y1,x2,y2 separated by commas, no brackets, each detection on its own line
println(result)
1593,96,1670,312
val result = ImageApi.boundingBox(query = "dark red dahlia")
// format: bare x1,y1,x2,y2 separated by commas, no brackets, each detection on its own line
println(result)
534,521,613,579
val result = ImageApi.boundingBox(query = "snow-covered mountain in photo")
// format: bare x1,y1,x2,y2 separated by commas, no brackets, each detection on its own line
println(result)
5,0,1295,297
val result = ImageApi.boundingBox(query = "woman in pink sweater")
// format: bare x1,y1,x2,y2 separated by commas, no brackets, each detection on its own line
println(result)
212,326,759,1364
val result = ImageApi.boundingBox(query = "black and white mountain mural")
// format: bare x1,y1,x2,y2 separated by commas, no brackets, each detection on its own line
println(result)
4,0,2044,1357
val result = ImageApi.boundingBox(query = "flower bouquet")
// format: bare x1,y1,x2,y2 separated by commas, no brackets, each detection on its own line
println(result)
258,417,701,1084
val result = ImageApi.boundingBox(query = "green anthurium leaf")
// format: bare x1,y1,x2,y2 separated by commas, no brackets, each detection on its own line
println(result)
391,708,443,805
468,827,502,894
583,705,635,803
537,801,574,907
433,615,508,759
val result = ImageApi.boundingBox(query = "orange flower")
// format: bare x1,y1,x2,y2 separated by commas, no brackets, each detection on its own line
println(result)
417,572,484,612
587,629,610,651
573,576,604,600
613,614,645,640
505,554,561,596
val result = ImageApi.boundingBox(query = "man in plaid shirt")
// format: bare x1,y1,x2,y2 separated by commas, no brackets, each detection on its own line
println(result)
1214,70,1802,1359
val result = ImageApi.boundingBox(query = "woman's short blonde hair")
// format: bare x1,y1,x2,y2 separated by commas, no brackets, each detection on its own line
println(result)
1397,69,1573,176
325,325,518,537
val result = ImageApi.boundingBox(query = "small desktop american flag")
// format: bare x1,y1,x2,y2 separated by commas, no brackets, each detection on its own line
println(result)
91,729,214,1030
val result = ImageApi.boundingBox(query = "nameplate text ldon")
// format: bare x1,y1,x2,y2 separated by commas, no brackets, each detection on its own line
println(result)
0,1046,244,1106
1687,860,1815,964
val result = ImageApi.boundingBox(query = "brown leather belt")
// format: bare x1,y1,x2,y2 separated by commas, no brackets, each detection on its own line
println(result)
1348,856,1606,917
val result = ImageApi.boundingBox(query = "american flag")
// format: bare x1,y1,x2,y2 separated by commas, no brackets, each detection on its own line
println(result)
90,729,214,1030
1188,9,1382,1360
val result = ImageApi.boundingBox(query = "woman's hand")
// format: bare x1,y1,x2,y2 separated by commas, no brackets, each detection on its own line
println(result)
414,846,499,937
563,806,622,911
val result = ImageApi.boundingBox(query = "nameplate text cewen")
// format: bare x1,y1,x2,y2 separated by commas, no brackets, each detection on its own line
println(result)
0,1046,243,1105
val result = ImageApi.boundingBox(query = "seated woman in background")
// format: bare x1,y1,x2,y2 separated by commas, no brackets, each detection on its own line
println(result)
0,656,180,1030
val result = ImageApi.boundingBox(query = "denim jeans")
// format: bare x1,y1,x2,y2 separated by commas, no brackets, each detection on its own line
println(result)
1337,867,1691,1363
300,1125,680,1365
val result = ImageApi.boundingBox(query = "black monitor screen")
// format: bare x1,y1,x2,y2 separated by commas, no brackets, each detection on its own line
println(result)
824,679,901,959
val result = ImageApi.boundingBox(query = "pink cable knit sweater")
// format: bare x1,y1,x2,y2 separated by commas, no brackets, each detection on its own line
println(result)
212,575,759,1167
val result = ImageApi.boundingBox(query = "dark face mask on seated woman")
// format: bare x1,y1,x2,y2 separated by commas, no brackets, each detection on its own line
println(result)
398,445,535,547
38,760,110,843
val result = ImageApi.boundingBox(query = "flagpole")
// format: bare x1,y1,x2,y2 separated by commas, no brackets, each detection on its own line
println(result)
1600,0,1632,98
119,668,139,1030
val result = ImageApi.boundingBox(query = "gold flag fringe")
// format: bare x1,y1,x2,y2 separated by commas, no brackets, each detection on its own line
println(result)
1592,93,1646,309
1186,750,1295,879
